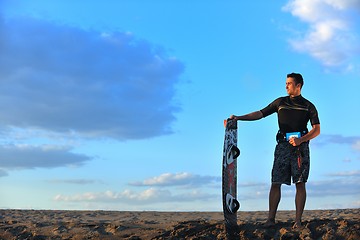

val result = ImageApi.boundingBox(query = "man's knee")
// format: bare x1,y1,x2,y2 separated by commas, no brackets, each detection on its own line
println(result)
295,182,306,191
271,183,281,190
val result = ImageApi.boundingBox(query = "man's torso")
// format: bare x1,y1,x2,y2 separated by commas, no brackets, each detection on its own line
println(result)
260,95,320,133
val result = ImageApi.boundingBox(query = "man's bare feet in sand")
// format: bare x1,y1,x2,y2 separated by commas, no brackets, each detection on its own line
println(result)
263,219,275,227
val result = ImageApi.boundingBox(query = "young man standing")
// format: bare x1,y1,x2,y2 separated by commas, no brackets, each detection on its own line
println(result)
230,73,320,229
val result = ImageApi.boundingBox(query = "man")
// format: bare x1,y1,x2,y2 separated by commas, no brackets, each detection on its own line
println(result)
230,73,320,229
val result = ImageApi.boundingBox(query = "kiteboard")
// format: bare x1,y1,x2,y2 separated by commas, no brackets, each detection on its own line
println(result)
222,118,240,239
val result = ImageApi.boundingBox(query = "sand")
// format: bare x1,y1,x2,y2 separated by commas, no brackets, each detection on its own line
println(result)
0,208,359,239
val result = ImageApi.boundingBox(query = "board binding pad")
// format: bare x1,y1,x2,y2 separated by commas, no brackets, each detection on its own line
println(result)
222,119,240,239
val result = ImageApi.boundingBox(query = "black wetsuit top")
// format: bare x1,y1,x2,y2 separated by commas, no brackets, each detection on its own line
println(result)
260,95,320,133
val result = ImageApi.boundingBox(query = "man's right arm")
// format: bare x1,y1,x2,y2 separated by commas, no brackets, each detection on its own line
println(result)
230,111,263,121
231,98,279,121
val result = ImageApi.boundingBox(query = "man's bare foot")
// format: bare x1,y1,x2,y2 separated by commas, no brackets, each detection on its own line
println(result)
263,219,275,228
292,221,302,230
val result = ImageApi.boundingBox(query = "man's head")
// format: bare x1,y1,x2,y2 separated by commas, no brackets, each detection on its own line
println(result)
286,72,303,97
287,73,303,89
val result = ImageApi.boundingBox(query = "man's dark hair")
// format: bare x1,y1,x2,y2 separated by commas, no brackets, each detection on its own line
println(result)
287,72,304,88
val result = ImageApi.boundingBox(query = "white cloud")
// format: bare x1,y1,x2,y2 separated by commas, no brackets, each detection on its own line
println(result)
307,178,360,197
53,172,222,206
283,0,360,68
54,188,217,205
129,172,221,187
326,170,360,177
48,179,104,185
0,16,184,140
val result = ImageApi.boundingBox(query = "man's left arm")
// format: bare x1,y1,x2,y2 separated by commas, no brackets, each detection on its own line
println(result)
290,124,320,146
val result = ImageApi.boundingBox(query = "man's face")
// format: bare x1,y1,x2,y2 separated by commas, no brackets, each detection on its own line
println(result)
286,77,301,96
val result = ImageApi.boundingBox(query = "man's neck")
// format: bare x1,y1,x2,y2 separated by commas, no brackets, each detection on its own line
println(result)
289,91,301,98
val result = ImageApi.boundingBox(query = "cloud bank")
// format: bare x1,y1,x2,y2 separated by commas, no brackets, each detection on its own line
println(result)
54,172,220,206
0,144,91,176
0,16,184,140
283,0,360,69
313,134,360,151
52,170,360,208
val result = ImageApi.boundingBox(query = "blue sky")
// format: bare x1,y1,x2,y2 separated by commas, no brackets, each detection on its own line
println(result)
0,0,359,212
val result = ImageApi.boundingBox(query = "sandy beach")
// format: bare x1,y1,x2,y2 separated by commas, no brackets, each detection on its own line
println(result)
0,208,359,239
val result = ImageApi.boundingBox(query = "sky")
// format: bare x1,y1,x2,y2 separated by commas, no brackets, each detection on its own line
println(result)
0,0,359,212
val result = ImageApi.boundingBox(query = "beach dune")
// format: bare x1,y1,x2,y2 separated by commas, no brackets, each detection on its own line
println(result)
0,209,359,239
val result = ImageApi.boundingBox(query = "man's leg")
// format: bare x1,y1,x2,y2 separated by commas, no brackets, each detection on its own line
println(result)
294,182,306,228
265,183,281,226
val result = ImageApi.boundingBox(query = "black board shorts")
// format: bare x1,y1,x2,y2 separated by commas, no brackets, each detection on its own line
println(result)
272,142,310,185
